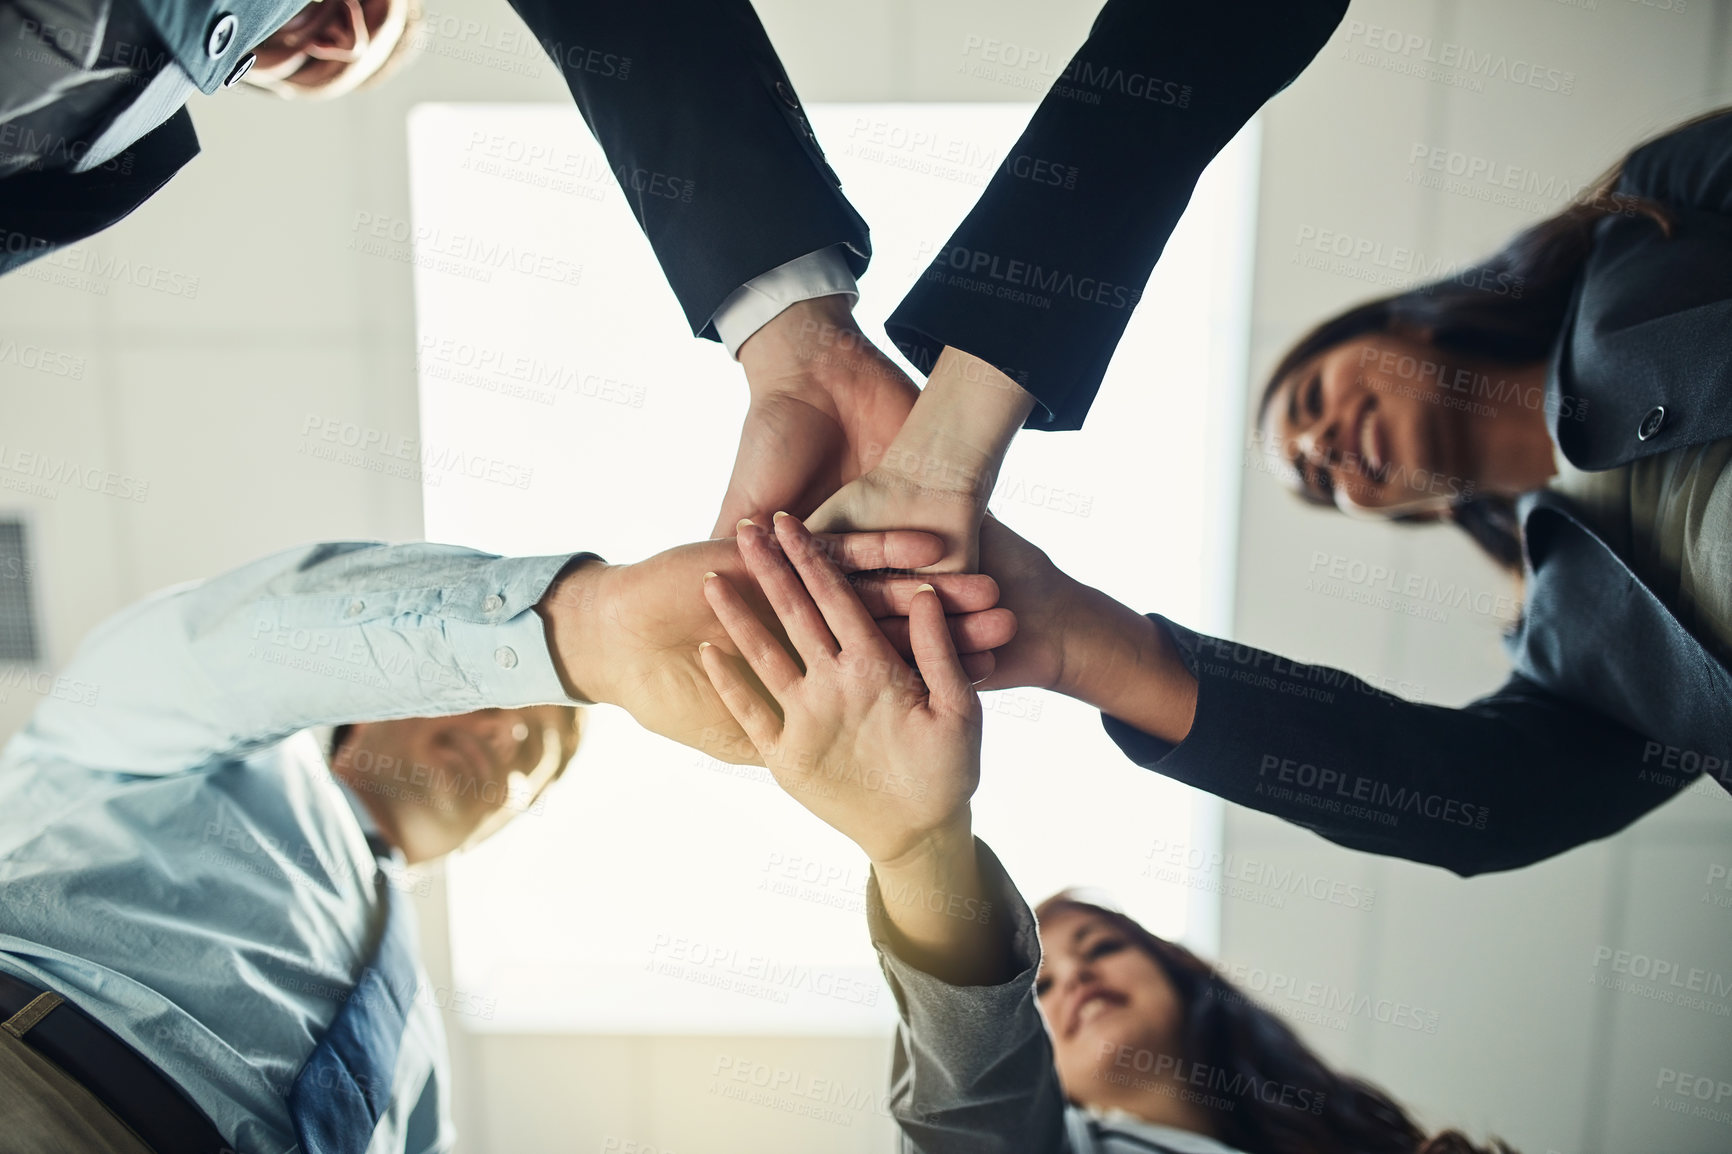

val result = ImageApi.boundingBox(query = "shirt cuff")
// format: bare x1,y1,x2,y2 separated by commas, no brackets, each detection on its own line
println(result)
442,552,600,708
709,245,860,359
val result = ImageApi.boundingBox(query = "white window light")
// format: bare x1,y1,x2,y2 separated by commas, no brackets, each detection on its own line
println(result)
408,103,1254,1033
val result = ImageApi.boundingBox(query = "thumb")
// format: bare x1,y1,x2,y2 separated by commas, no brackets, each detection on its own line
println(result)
909,583,975,714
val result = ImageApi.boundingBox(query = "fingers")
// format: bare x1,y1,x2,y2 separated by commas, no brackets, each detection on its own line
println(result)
814,529,945,572
877,608,1017,657
698,643,783,756
853,572,999,617
734,520,841,667
960,650,996,684
908,585,975,714
774,513,885,652
701,571,803,699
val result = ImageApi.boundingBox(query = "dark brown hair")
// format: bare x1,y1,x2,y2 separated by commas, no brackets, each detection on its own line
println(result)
1252,111,1729,570
1036,892,1515,1154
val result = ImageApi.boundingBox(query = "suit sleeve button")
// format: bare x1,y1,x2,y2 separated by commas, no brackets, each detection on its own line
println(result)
1637,406,1666,441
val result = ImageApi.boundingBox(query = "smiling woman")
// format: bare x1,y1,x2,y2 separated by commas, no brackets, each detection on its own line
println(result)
891,887,1521,1154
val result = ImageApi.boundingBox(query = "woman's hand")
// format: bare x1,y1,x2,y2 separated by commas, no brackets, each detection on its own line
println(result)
698,514,983,866
804,346,1037,574
881,515,1201,745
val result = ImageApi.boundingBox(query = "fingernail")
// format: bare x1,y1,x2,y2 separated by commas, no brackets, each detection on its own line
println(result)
699,641,712,652
917,582,935,594
772,510,791,521
736,518,755,530
703,571,718,580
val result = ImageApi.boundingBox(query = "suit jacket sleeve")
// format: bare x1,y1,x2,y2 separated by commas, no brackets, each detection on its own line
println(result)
886,0,1350,430
1103,617,1690,877
499,0,870,338
868,839,1075,1154
0,109,198,275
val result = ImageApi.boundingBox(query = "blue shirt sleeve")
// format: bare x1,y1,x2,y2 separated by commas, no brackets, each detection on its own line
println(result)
16,541,592,775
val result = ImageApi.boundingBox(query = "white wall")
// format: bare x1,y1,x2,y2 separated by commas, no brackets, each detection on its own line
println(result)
2,1,1728,1151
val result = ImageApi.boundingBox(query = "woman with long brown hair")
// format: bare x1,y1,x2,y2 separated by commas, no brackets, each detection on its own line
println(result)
696,512,1511,1153
940,107,1732,877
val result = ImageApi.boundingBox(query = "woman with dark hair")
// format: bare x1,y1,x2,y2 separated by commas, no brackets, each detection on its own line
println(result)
923,108,1732,878
697,513,1510,1153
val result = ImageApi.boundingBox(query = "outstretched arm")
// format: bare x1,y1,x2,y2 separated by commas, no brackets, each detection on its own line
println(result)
700,513,1072,1151
968,518,1693,877
16,530,1012,775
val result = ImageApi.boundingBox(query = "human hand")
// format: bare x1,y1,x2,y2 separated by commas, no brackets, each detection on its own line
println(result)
699,514,982,866
804,345,1035,573
713,296,922,537
871,515,1073,695
891,515,1199,744
538,529,1014,765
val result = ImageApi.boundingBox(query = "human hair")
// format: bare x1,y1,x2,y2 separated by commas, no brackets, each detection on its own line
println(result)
329,705,584,786
1252,111,1732,570
1035,892,1516,1154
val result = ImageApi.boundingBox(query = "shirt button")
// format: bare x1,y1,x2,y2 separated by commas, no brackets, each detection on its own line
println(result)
482,594,505,613
494,646,519,669
775,80,800,111
206,13,238,59
224,52,256,87
1637,405,1666,441
345,599,366,617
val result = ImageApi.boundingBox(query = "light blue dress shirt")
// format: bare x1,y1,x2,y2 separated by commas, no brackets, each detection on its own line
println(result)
0,541,581,1153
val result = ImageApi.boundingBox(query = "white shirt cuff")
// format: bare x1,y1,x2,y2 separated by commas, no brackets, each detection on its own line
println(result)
709,245,860,358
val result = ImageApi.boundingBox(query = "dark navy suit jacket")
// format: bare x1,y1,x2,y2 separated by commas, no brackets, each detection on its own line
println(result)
1107,112,1732,877
1,0,1350,404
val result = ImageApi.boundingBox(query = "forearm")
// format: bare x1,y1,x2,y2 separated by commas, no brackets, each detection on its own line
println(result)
1105,619,1678,875
27,543,582,774
869,816,1015,988
1058,583,1198,745
870,838,1071,1153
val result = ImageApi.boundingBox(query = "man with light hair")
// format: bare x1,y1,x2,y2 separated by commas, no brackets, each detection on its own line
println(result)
0,527,999,1151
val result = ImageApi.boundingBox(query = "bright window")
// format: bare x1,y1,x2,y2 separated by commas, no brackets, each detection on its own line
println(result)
409,103,1254,1033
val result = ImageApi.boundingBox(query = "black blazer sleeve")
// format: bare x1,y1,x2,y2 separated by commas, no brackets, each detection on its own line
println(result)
1102,617,1693,877
499,0,871,339
885,0,1349,431
0,109,198,275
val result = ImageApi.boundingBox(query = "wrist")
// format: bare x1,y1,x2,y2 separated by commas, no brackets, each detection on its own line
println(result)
1060,598,1196,745
534,556,616,706
870,811,975,881
738,294,864,396
914,346,1035,457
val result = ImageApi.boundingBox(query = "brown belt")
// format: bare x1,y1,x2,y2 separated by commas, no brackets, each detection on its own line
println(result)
0,970,232,1154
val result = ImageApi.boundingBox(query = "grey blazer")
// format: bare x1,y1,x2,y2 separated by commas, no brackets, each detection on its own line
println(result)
868,842,1256,1154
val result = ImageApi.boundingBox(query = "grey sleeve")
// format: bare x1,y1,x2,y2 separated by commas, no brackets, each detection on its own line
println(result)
866,839,1076,1154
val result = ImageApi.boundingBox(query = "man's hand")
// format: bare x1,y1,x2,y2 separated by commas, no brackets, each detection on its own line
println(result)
713,296,922,536
805,346,1035,573
536,529,1015,765
699,514,982,866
